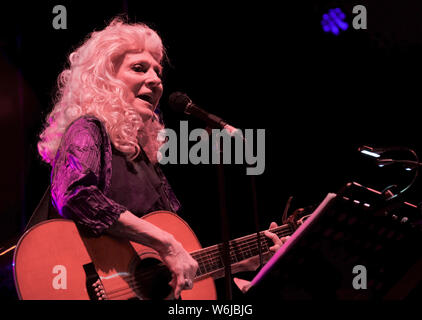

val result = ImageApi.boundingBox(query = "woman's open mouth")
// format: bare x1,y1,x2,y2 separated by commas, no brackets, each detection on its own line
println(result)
136,94,154,106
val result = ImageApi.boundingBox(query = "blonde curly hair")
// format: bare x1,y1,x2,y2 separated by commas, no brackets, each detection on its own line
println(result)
38,17,166,165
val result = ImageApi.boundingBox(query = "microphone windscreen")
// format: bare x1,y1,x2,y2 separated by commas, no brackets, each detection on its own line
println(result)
168,92,191,113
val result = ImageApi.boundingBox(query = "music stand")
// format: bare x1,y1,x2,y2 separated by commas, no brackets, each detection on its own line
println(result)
245,182,422,300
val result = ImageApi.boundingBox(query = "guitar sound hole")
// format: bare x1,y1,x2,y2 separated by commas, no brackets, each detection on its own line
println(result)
132,258,172,299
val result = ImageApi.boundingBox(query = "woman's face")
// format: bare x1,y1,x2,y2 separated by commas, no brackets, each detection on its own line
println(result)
115,50,163,121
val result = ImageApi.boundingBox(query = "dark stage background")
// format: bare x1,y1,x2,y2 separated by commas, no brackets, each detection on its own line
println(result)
1,0,422,300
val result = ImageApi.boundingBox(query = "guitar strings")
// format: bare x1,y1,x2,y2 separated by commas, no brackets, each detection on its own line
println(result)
192,226,293,268
105,236,284,299
103,227,293,300
191,225,292,261
105,226,292,297
131,227,291,283
106,252,290,298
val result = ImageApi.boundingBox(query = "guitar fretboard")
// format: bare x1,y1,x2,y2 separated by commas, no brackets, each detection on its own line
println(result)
190,224,294,279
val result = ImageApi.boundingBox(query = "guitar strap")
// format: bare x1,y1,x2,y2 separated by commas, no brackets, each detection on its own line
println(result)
23,185,60,232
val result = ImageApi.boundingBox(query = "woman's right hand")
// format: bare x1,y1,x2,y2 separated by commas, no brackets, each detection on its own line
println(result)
157,236,199,299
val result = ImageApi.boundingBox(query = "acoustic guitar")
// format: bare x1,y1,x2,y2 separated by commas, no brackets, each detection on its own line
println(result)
13,210,304,300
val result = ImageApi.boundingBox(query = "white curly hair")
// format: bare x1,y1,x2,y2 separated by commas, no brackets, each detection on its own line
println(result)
38,17,166,165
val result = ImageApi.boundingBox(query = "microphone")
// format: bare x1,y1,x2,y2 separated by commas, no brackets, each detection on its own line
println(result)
168,92,241,136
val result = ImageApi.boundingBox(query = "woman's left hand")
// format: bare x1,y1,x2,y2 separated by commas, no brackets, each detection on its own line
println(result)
232,222,290,273
263,221,290,254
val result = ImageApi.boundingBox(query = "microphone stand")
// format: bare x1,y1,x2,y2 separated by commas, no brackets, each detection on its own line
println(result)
169,93,263,299
214,135,233,300
214,128,263,300
250,174,263,268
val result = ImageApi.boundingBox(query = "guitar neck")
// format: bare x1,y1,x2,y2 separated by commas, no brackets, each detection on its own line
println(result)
190,223,295,280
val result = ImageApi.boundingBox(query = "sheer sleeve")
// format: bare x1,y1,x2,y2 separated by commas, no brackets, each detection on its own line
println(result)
50,116,127,236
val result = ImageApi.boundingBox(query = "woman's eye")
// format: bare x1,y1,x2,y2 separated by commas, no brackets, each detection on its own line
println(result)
132,65,163,78
132,65,146,72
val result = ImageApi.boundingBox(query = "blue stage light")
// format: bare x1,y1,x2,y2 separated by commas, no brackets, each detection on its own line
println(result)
321,8,349,35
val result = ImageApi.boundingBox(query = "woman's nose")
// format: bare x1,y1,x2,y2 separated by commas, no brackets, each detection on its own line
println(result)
145,69,161,88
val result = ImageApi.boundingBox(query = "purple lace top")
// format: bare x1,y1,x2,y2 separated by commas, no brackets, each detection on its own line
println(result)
50,115,180,236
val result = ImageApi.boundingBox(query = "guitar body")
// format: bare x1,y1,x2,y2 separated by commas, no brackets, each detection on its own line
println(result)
13,210,217,300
